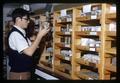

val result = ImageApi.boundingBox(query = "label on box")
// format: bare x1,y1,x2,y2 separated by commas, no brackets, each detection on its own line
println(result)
96,44,100,47
67,18,72,22
89,32,97,35
91,15,97,19
89,48,95,51
65,44,70,47
65,57,70,61
69,29,72,32
61,9,67,16
89,43,95,47
65,32,70,34
88,77,94,80
110,6,116,13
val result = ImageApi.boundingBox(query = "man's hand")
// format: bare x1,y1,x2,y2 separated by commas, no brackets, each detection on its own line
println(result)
38,23,51,37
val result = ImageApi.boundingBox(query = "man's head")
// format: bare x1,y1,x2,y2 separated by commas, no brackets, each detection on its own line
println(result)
12,8,30,29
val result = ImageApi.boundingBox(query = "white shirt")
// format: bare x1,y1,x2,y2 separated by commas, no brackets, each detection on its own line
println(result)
9,25,31,53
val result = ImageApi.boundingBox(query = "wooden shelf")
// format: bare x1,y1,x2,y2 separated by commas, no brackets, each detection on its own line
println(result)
55,43,64,47
75,69,99,80
105,64,116,72
55,43,72,48
76,45,99,52
105,48,116,55
55,31,72,36
106,31,116,37
37,61,53,72
54,69,71,79
106,13,116,19
55,65,65,72
76,16,100,21
106,36,116,41
76,16,100,25
55,64,71,73
76,3,101,10
55,54,64,59
75,31,100,38
55,54,72,61
75,58,99,68
40,60,52,68
54,65,72,79
105,13,116,23
91,3,101,7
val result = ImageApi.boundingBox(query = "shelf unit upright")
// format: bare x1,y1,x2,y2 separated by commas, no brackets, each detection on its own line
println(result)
103,4,116,80
53,8,73,79
31,13,54,72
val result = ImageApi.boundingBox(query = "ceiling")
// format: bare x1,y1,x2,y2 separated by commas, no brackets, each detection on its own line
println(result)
3,3,63,22
4,3,47,13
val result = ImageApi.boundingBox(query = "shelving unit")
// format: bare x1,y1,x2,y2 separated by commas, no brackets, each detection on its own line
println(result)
32,3,116,80
53,3,116,80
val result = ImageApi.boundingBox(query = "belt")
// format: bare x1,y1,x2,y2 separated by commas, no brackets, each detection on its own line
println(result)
9,72,31,80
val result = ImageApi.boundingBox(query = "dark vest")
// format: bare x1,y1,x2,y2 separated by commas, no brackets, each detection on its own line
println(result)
7,27,33,72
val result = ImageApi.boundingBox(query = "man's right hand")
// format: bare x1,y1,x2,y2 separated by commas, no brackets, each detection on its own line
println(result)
38,25,50,37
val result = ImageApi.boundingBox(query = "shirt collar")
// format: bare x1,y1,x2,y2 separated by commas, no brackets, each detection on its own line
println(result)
13,25,26,37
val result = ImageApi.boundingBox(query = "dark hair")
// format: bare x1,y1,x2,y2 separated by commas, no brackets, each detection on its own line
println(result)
11,8,30,23
25,19,35,38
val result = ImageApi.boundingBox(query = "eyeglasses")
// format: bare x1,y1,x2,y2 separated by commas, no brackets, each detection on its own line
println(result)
22,18,30,21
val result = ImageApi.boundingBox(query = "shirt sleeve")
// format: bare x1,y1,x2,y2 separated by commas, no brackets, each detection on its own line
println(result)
9,31,29,53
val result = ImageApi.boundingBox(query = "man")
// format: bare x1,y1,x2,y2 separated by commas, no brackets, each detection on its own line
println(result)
7,8,50,80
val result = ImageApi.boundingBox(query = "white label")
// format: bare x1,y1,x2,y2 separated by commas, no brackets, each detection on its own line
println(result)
61,9,67,16
90,32,97,35
80,38,89,46
83,4,91,13
109,22,116,31
110,6,116,13
96,26,101,31
89,43,95,47
70,54,72,56
89,48,95,51
65,32,70,34
69,29,72,32
65,44,70,47
88,77,94,80
91,15,97,19
65,57,70,61
67,18,72,22
96,44,100,47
